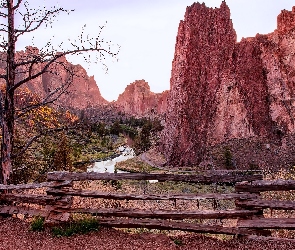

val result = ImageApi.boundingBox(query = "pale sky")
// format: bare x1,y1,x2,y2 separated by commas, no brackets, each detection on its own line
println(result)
14,0,295,101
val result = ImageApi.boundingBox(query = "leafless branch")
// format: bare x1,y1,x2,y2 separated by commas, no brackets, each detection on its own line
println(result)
0,12,7,18
13,134,41,158
15,8,70,37
13,0,22,10
15,79,72,119
15,1,73,38
0,0,120,183
0,38,7,50
15,58,82,118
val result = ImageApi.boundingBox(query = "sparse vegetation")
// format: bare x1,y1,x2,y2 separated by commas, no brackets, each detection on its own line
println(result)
52,216,100,237
223,147,234,169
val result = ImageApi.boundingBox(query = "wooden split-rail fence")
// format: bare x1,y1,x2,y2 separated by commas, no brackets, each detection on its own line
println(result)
1,170,295,237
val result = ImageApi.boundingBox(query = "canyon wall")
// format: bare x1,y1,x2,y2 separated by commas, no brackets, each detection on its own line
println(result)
161,2,295,168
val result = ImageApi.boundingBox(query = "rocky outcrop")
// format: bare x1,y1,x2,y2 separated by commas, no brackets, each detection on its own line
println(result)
115,80,168,117
161,2,295,167
39,59,108,109
0,46,108,110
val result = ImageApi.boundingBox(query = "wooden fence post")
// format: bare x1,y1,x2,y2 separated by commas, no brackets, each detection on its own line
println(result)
235,181,271,237
45,176,74,223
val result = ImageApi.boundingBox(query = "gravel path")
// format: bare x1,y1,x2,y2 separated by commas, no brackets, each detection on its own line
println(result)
1,217,295,250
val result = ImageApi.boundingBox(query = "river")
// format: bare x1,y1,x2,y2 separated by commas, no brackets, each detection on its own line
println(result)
87,146,135,173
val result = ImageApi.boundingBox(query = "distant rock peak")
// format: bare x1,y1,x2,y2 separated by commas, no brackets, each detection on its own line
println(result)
115,80,168,117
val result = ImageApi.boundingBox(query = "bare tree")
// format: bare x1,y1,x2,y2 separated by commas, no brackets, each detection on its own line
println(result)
0,0,119,184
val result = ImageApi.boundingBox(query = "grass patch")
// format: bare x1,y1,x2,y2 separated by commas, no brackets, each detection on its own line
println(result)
30,216,45,232
115,157,160,173
52,216,100,237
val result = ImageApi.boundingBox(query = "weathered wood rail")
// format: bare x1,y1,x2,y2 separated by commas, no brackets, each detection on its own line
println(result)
1,170,295,238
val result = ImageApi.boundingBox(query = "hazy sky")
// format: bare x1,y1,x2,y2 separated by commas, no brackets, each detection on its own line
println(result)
14,0,295,101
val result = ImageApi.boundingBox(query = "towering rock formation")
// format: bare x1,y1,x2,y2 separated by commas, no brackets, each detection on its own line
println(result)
115,80,168,117
161,2,295,167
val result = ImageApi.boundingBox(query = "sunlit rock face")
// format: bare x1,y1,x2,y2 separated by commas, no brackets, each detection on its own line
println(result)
161,2,295,167
115,80,168,117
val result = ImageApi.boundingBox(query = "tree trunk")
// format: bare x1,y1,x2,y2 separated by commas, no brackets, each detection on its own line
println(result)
1,92,14,184
0,0,15,184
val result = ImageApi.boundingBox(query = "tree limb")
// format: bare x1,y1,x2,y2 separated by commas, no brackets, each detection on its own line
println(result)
15,75,73,119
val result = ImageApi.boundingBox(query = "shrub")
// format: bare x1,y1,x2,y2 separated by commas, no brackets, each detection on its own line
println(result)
224,147,234,169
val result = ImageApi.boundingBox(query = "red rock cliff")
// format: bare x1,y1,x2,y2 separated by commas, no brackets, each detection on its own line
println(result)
115,80,168,116
161,2,295,167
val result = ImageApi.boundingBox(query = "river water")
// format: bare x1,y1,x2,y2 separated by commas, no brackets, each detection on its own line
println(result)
87,146,135,173
87,145,158,183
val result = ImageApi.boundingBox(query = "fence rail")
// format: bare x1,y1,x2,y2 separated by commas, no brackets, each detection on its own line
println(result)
65,207,259,220
47,171,263,184
1,170,295,238
0,180,72,191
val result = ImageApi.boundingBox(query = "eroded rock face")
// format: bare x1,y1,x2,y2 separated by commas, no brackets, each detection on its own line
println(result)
40,60,108,109
115,80,168,117
161,2,295,167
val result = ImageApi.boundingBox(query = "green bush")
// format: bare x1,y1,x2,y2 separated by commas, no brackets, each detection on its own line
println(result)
30,216,45,232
